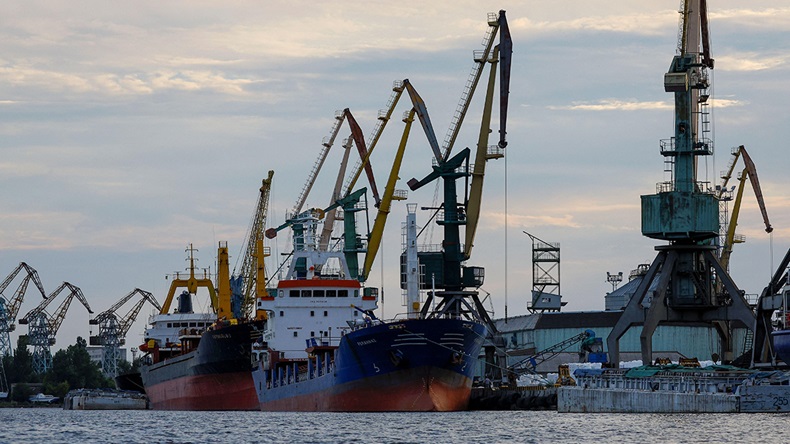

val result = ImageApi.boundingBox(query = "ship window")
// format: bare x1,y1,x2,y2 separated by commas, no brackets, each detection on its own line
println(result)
338,290,348,297
167,323,172,328
293,331,298,337
323,331,328,337
323,311,328,317
279,290,284,298
289,290,299,298
301,290,311,297
326,290,336,297
311,331,315,337
279,311,284,317
354,290,359,297
310,311,315,317
313,289,325,297
189,323,196,327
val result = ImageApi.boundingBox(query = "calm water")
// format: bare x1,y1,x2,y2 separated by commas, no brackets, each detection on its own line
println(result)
1,409,788,443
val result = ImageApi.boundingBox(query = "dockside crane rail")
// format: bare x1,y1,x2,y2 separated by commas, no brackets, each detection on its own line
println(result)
0,262,47,357
233,170,275,319
19,281,93,373
89,288,160,377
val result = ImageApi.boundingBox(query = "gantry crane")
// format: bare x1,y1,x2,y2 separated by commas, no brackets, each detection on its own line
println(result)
0,262,47,357
232,170,274,320
607,0,756,366
89,288,160,377
19,282,93,373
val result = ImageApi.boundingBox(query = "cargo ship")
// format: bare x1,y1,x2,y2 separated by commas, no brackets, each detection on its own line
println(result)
251,196,488,411
139,243,266,410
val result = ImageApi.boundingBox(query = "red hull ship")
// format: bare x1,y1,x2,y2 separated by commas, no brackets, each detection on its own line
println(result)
139,243,266,411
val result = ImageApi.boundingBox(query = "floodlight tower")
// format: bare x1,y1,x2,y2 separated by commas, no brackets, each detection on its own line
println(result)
607,0,755,366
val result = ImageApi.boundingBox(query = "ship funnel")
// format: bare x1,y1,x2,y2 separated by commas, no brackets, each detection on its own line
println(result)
177,290,194,314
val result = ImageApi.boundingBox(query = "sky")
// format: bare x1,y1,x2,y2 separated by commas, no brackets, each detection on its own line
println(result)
1,1,789,354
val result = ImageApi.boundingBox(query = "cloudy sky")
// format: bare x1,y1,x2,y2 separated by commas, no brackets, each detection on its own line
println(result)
1,0,789,352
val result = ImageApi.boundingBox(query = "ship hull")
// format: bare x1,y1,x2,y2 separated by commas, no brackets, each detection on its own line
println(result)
771,329,790,365
141,321,263,411
254,318,486,412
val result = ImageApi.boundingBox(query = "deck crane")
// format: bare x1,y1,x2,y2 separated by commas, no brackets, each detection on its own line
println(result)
607,0,756,366
19,282,93,373
0,262,47,357
89,289,161,377
232,170,274,320
715,145,772,272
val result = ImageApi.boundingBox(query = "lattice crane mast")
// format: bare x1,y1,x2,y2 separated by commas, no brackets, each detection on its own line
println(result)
0,262,47,357
89,288,160,377
19,282,93,373
232,170,274,320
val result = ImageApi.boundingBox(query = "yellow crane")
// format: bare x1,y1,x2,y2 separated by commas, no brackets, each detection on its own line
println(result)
233,170,274,319
717,145,772,272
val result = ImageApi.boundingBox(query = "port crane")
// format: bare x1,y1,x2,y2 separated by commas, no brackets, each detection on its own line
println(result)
715,145,772,272
607,0,756,366
363,10,512,281
0,262,46,396
232,170,274,320
0,262,47,357
19,282,93,373
89,288,161,377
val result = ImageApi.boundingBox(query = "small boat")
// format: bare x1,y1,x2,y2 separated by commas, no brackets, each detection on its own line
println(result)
29,393,59,404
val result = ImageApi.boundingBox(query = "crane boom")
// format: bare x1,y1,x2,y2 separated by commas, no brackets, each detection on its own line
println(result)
362,109,416,280
718,146,772,273
0,262,46,321
739,146,772,234
20,282,92,332
235,170,274,318
293,112,346,215
442,11,505,156
344,82,405,197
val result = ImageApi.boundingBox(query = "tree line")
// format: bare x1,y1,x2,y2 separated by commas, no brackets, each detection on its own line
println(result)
2,336,134,402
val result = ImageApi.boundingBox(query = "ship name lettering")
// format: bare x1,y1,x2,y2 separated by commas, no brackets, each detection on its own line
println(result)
213,333,231,339
357,339,377,346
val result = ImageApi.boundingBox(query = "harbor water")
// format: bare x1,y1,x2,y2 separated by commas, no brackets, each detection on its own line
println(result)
1,409,788,443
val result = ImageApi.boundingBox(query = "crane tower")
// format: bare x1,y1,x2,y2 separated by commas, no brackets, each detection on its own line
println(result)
607,0,756,366
19,282,93,373
90,288,161,378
